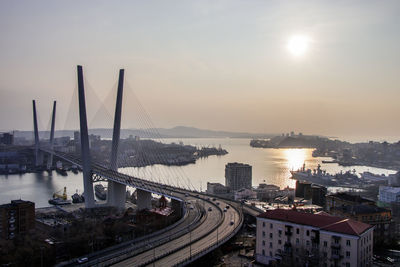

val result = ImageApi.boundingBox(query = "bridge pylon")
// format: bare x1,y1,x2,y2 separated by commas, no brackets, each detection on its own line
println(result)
77,65,95,209
46,101,56,170
107,69,127,209
32,100,43,167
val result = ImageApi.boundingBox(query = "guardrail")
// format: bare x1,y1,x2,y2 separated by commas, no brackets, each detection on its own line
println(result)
91,202,208,267
136,199,224,267
175,202,244,266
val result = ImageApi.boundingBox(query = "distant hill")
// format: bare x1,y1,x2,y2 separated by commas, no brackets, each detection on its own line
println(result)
13,126,276,140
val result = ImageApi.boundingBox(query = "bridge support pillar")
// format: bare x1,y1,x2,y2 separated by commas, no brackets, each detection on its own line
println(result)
171,199,183,217
107,69,126,210
108,182,126,210
47,101,56,170
32,100,43,167
137,189,152,211
77,65,95,209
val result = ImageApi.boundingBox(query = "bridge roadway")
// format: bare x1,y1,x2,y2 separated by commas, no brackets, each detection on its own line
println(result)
47,150,244,266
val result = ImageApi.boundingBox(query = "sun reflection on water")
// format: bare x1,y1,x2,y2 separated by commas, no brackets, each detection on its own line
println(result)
281,149,308,188
284,149,307,171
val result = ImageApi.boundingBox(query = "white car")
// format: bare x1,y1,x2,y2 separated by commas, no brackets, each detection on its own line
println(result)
77,257,88,263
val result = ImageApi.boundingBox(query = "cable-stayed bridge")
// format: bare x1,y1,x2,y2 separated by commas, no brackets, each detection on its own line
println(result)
30,66,252,266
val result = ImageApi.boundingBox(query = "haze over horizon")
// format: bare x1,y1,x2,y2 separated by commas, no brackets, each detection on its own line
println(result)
1,1,399,141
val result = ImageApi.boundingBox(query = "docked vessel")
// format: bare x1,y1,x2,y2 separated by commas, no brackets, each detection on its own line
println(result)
71,190,85,203
49,187,71,205
290,164,336,185
360,171,388,183
95,184,107,200
55,161,67,176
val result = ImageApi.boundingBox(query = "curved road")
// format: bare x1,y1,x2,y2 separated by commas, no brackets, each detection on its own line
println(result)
113,197,241,267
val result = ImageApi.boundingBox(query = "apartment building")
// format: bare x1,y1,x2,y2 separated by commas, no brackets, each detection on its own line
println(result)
0,200,35,239
256,209,374,267
225,162,252,191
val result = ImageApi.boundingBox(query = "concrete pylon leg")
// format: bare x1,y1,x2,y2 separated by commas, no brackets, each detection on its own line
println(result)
107,69,126,209
32,100,41,167
77,65,95,209
47,101,56,170
108,182,126,209
171,199,183,217
137,189,152,211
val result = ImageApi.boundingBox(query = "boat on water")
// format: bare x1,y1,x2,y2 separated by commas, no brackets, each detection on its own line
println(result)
71,190,85,203
95,184,107,200
49,187,71,205
290,164,336,185
55,161,67,176
360,171,389,183
49,198,71,205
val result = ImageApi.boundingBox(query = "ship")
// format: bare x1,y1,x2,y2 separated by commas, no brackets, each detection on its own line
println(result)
71,190,85,203
290,163,336,186
55,161,67,176
49,187,71,205
360,171,389,183
95,184,107,200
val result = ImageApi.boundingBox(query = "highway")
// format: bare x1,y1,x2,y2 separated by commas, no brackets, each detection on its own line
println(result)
47,150,243,267
112,197,241,267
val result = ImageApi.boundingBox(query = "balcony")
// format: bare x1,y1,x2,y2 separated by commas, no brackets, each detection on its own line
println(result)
285,230,293,236
9,226,16,231
9,218,15,224
331,243,341,249
331,253,343,260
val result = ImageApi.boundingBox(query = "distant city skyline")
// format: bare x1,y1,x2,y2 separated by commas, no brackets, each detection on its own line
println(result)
1,1,399,141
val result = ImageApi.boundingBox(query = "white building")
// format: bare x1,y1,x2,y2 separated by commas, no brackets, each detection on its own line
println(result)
256,209,374,267
234,188,256,200
379,186,400,203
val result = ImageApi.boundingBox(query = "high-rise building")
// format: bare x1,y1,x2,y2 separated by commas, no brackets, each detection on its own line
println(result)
0,200,35,240
255,209,374,266
225,162,252,191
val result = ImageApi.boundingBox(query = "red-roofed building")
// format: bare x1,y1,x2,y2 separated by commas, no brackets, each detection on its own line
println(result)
255,209,374,267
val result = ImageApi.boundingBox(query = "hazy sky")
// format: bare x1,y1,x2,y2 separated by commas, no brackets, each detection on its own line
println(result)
0,0,399,140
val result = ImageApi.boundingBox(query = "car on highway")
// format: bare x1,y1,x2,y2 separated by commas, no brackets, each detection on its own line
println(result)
226,205,230,209
230,220,234,225
212,198,216,201
223,208,227,212
216,202,220,205
208,207,212,211
77,257,88,263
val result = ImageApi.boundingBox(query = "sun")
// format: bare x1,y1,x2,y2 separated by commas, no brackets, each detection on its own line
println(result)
287,35,310,56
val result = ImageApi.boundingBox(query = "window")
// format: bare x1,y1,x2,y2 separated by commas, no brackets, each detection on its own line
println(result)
270,223,273,229
278,240,282,245
270,233,273,238
346,240,351,246
306,230,310,236
296,238,299,245
346,251,350,258
345,263,350,267
263,222,265,227
269,242,272,248
306,240,310,246
262,249,265,255
278,230,282,237
323,241,327,247
262,240,265,246
269,251,272,256
296,228,299,234
262,231,265,237
323,252,327,257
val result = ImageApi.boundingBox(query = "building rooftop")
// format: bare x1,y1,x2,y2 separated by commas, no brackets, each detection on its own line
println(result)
380,186,400,194
226,162,251,167
258,209,373,236
327,192,374,204
332,204,389,215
